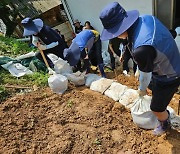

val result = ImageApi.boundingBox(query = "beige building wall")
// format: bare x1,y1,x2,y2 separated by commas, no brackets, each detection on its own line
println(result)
30,0,61,13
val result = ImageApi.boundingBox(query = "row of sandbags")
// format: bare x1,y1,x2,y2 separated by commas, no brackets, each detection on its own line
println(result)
47,57,180,130
89,78,180,130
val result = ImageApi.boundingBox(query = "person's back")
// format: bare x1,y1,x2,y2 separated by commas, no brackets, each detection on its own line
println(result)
131,15,180,81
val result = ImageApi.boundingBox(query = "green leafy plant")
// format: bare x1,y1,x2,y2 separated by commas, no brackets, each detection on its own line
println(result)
67,99,73,108
93,138,102,145
0,35,36,56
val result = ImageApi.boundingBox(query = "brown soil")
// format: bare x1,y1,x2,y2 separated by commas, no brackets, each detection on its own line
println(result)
0,72,179,154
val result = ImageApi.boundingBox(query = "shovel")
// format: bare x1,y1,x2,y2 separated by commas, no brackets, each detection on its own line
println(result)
38,46,55,75
178,99,180,115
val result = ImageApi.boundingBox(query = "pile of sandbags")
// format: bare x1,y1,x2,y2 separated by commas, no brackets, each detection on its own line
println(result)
89,77,180,130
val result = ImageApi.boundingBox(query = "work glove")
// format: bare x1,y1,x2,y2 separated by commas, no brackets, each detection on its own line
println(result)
119,56,123,63
37,43,47,50
138,89,147,97
135,69,140,80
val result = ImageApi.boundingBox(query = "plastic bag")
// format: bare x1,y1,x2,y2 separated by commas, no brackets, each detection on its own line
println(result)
104,82,127,101
54,58,73,75
65,71,85,86
119,89,139,108
102,50,110,66
48,74,68,94
1,62,33,77
130,95,157,129
90,78,114,94
85,73,102,87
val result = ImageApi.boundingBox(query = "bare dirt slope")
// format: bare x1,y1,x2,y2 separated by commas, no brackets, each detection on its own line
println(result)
0,74,179,154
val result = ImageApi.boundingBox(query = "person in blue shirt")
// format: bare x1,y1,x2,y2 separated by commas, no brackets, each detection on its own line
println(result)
21,17,66,68
63,29,106,77
99,2,180,135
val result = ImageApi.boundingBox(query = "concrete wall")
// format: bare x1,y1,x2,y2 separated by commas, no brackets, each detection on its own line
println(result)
62,0,153,51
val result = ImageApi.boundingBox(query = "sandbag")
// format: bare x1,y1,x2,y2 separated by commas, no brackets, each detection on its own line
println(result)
90,78,114,94
48,74,68,94
1,62,33,77
130,95,157,129
85,73,102,87
65,71,85,86
104,82,127,101
167,106,180,130
54,58,73,75
119,89,139,108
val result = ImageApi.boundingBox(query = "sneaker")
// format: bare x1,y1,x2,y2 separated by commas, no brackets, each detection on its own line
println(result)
123,70,130,77
153,111,171,136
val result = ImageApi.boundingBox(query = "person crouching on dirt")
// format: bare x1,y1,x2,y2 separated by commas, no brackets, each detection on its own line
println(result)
21,17,66,68
99,2,180,135
63,29,106,77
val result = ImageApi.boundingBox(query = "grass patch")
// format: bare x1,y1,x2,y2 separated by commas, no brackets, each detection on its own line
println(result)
0,69,49,87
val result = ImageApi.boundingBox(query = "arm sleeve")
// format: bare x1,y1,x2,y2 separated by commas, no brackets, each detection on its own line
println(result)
133,45,156,72
139,70,152,91
32,35,39,46
32,35,59,50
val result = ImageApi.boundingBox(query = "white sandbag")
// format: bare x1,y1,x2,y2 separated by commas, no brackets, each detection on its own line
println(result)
119,89,139,107
1,62,33,77
130,95,157,129
104,82,127,101
48,53,59,63
15,51,35,60
90,78,114,94
167,106,180,130
54,58,73,75
48,74,68,94
85,73,102,87
65,71,85,86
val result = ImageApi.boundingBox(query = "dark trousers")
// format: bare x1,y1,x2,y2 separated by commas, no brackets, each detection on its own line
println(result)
89,37,103,65
108,49,121,70
123,50,137,73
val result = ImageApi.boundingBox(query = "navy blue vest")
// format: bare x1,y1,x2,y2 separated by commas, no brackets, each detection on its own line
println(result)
131,15,180,82
37,25,66,59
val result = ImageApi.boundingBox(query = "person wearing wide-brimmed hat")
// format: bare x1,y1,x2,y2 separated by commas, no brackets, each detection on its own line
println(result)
73,19,84,34
99,2,180,135
21,17,66,68
63,29,106,77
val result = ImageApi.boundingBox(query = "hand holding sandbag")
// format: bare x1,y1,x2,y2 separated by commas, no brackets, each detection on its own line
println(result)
130,95,157,129
138,89,147,97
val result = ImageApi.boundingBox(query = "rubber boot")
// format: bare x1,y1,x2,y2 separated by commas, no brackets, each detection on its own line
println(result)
98,63,106,78
153,110,171,136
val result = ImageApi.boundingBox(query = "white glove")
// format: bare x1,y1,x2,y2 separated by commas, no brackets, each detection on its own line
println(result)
138,89,147,97
135,69,140,79
38,44,47,50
